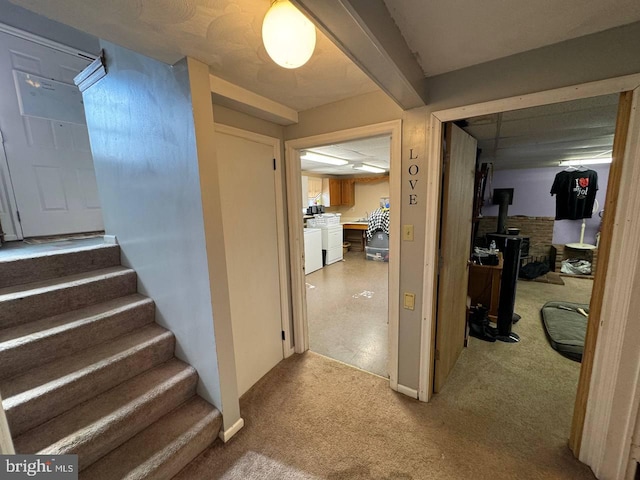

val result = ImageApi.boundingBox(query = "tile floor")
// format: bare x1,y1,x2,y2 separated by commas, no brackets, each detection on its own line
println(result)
305,249,389,377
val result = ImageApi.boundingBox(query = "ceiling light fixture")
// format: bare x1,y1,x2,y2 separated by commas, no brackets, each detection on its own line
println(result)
301,152,348,166
262,0,316,69
559,158,612,167
353,163,386,174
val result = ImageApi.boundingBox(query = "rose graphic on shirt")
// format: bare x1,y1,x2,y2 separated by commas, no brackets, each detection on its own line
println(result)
579,177,589,188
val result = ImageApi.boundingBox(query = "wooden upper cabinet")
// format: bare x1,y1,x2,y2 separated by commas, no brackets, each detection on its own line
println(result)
328,179,342,206
322,177,357,206
340,179,355,206
307,177,323,199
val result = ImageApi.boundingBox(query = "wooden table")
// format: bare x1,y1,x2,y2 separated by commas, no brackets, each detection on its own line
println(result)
342,223,368,251
467,253,503,320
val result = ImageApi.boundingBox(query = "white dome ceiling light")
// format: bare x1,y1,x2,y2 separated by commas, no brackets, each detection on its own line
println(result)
262,0,316,69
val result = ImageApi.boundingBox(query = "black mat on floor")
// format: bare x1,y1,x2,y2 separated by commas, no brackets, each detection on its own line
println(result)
541,301,589,362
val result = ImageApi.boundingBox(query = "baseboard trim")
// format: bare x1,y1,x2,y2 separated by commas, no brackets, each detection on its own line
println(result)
397,384,419,399
218,417,244,443
103,235,118,244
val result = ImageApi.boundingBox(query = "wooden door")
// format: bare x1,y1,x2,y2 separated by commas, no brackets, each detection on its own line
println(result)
434,123,477,392
216,130,284,397
0,31,103,237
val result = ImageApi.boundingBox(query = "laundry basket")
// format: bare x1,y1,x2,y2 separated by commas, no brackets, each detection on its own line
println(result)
307,213,341,227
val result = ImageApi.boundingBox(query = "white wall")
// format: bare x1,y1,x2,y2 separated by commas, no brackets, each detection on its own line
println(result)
81,42,238,424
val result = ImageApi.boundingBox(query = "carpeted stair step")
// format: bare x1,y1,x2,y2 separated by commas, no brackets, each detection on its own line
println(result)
79,396,221,480
14,359,198,471
1,324,174,437
0,294,155,379
0,244,121,289
0,266,137,329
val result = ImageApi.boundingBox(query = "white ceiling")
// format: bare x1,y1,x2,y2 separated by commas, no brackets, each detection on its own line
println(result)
6,0,379,111
301,94,620,174
301,135,390,176
384,0,640,76
10,0,640,110
6,0,633,171
461,94,619,170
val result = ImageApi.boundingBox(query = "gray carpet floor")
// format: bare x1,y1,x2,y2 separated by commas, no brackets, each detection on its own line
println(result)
175,277,595,480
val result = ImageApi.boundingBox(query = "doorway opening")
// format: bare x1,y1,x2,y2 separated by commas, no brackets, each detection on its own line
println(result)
0,26,103,242
424,86,635,466
285,120,401,389
302,135,391,377
435,93,619,449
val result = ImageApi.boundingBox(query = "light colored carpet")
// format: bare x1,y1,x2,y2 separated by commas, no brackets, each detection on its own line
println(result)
175,277,595,480
532,271,565,285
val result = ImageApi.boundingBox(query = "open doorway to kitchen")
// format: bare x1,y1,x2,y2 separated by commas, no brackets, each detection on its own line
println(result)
285,120,401,387
301,135,391,377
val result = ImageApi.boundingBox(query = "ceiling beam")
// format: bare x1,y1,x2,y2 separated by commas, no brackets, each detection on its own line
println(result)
290,0,427,110
209,74,299,126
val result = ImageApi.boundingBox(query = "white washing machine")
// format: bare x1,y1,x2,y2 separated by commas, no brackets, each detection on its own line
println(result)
303,228,323,274
321,224,343,265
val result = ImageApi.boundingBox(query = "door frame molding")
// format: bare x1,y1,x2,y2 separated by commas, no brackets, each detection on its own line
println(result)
285,120,402,390
214,123,293,358
0,22,96,61
0,130,22,241
419,74,640,473
579,85,640,479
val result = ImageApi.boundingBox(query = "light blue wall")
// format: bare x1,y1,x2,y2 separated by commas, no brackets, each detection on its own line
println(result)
81,42,222,408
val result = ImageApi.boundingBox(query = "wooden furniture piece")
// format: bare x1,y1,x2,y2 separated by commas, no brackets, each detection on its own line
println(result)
328,179,341,206
340,179,355,206
467,253,503,320
342,223,367,251
327,178,355,207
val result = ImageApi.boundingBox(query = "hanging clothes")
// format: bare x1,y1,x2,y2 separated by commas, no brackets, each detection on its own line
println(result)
550,169,598,220
366,208,390,240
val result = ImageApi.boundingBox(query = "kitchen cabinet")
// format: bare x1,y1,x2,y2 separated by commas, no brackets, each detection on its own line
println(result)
306,176,323,205
324,178,356,207
328,179,342,206
341,179,355,206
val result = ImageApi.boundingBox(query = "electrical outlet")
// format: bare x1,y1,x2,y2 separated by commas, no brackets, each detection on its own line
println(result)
404,292,415,310
403,224,414,241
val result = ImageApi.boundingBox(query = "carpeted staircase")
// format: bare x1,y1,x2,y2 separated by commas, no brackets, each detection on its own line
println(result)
0,242,221,478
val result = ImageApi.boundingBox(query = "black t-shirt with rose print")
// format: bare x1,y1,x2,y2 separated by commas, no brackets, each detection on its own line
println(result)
550,169,598,220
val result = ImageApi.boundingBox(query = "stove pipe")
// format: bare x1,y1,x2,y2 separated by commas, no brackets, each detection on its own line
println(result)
494,190,510,235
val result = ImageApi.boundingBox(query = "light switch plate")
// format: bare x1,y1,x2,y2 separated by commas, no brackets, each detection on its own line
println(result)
404,292,415,310
403,224,414,241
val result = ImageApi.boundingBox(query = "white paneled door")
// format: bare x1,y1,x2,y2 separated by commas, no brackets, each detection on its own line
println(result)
0,31,103,238
216,127,284,397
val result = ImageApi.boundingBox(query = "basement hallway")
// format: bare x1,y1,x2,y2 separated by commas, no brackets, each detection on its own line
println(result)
175,351,594,480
